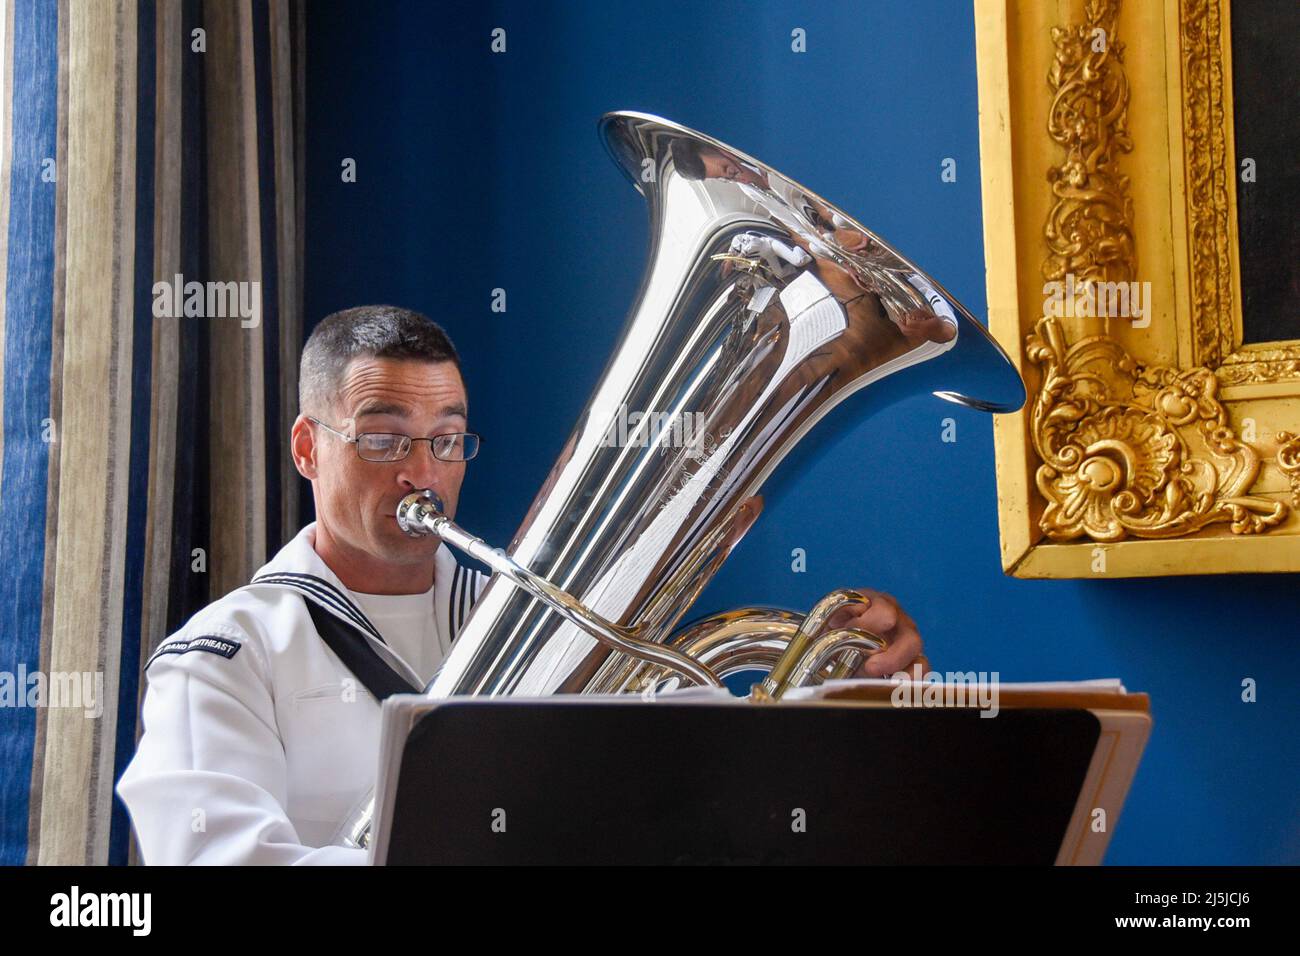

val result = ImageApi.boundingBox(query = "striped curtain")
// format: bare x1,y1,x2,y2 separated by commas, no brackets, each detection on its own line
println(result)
0,0,306,865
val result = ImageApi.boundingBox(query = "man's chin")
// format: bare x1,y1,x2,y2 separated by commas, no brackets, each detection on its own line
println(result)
377,520,442,560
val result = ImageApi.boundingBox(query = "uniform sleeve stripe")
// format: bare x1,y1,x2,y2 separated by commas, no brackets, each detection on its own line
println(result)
144,634,242,671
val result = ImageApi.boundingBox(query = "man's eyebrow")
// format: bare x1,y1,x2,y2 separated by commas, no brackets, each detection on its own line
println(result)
352,400,411,419
352,399,467,420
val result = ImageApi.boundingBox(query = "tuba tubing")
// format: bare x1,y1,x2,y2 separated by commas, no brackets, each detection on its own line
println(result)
396,489,722,688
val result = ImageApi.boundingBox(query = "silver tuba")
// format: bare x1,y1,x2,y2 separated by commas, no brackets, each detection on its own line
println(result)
341,111,1025,849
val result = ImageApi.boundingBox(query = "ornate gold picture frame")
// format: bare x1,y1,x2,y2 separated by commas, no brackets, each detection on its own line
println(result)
975,0,1300,577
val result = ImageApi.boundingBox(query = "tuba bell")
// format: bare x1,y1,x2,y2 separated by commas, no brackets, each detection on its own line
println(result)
340,111,1025,849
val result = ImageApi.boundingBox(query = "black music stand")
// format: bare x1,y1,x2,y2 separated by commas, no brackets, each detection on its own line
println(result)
370,696,1123,865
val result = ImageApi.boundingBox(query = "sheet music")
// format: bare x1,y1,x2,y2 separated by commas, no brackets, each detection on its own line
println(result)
781,677,1128,700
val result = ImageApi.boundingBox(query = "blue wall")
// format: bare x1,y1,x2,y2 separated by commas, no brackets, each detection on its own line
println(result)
305,0,1300,864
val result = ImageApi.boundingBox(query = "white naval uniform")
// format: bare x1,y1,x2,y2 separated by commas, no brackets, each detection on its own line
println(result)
116,522,488,865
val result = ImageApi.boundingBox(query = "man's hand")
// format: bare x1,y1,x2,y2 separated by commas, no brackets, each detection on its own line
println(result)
824,589,929,680
896,308,957,345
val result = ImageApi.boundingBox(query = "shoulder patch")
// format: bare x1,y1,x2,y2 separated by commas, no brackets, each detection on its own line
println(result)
146,634,242,670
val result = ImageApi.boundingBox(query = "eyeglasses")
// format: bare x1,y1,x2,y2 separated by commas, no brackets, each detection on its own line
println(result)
309,417,482,463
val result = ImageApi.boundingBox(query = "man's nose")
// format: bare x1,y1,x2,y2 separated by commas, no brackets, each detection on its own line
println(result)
395,441,445,490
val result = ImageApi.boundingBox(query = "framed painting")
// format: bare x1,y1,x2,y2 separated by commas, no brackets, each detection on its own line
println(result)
975,0,1300,577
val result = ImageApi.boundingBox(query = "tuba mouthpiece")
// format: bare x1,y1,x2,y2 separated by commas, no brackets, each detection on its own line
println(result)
396,489,444,537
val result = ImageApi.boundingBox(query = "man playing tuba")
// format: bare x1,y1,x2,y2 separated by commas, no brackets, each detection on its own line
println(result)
117,305,930,865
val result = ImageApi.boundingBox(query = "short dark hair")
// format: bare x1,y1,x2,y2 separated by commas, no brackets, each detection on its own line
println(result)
299,305,461,414
670,138,708,181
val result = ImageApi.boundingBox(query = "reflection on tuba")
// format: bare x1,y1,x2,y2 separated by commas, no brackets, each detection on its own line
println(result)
340,112,1025,849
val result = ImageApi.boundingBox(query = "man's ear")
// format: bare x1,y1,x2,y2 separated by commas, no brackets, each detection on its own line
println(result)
291,414,318,480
